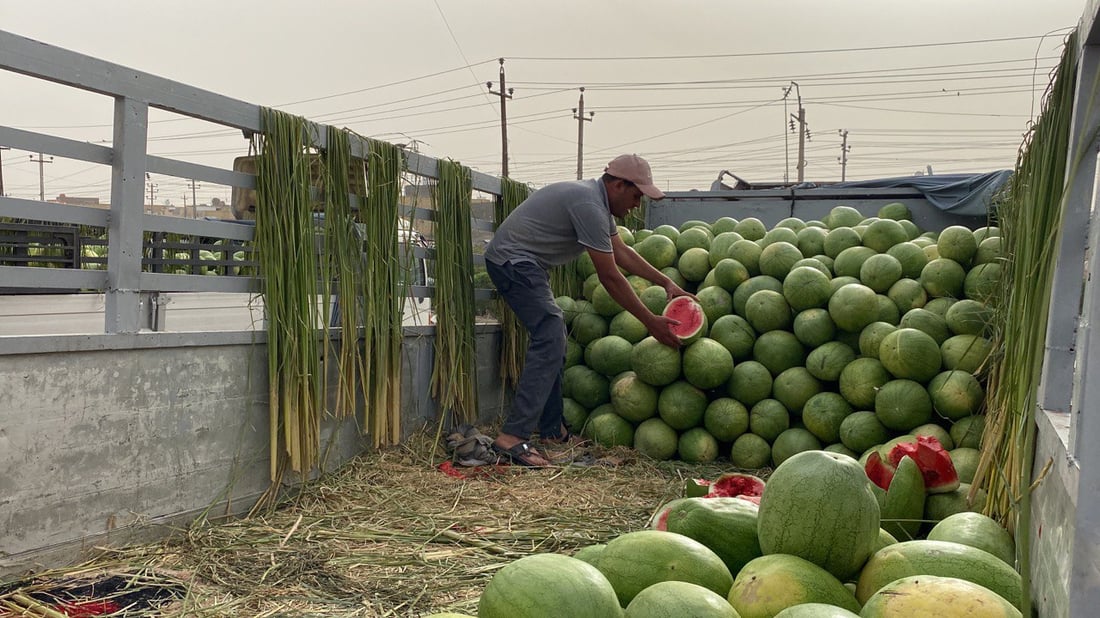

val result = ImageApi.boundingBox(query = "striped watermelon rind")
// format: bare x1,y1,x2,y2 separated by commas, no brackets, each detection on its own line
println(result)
757,450,881,582
855,539,1023,607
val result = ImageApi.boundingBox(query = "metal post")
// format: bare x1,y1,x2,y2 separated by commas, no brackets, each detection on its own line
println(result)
0,145,9,196
105,96,149,334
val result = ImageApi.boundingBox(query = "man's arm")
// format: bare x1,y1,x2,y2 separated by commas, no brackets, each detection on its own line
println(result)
587,246,682,348
610,235,694,300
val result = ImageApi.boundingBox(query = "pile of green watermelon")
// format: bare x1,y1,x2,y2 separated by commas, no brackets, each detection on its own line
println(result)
557,204,997,484
430,449,1021,617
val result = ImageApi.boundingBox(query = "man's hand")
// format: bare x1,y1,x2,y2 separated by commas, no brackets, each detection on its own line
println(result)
646,314,683,348
664,280,696,301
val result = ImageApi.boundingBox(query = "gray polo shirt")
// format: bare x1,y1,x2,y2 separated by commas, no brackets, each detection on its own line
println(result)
485,178,617,269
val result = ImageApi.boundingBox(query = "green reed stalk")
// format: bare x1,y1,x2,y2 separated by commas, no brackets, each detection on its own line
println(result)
430,159,479,423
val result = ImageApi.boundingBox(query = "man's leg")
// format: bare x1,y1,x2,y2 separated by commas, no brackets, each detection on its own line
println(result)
486,261,564,462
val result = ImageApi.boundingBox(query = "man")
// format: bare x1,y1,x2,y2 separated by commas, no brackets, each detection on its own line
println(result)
484,154,693,466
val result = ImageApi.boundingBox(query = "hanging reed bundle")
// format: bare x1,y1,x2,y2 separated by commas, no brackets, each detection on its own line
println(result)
321,126,363,419
430,159,479,424
361,138,406,446
494,177,531,388
252,108,323,479
975,30,1086,613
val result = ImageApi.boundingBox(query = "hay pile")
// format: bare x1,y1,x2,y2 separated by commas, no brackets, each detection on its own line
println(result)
1,431,744,617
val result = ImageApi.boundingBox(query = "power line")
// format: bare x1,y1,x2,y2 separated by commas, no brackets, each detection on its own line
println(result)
507,33,1072,61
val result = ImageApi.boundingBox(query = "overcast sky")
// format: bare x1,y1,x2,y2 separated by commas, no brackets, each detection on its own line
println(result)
0,0,1087,206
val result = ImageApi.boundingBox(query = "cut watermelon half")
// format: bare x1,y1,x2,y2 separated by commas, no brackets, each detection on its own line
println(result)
865,435,960,494
663,296,707,343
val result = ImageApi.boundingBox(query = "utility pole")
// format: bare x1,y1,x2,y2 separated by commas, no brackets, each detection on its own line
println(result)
145,173,158,208
838,129,850,181
187,178,201,218
0,146,9,196
486,58,513,177
29,152,53,201
573,87,595,180
782,85,793,184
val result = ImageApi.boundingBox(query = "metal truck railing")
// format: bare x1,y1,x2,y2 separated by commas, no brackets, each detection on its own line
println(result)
0,29,500,335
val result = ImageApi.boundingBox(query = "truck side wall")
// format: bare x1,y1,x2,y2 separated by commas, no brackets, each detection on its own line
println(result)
646,189,989,232
0,327,506,576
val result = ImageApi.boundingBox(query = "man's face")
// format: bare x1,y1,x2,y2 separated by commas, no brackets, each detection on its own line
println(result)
609,179,643,218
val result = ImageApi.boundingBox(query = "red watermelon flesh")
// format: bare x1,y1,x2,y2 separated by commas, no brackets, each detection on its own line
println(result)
705,473,766,502
866,435,960,494
887,435,959,494
866,451,895,490
663,296,706,340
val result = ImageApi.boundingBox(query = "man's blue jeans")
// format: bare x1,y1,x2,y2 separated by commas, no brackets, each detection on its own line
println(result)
486,259,567,441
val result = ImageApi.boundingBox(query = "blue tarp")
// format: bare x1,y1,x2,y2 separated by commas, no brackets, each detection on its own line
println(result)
820,170,1012,217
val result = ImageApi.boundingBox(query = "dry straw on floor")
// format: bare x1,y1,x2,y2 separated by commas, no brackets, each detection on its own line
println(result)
1,430,749,617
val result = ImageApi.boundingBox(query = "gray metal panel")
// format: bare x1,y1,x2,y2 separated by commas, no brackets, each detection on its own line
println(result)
104,98,149,333
0,265,106,290
0,196,109,227
0,125,113,164
1069,46,1100,618
146,155,255,189
140,273,256,294
142,213,255,241
1043,47,1100,415
0,30,261,132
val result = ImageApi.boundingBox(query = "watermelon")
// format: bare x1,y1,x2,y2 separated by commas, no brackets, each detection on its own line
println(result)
703,398,750,442
749,399,791,442
773,604,860,618
877,455,926,541
730,433,772,469
860,575,1021,618
878,328,942,382
770,427,823,467
661,497,763,575
756,450,880,581
572,543,606,566
633,418,679,461
706,472,766,500
586,412,635,447
855,540,1023,607
678,247,712,282
596,530,734,607
478,553,623,618
624,581,738,617
658,380,708,430
638,233,677,267
727,360,773,406
663,296,707,343
727,554,862,617
865,435,960,494
682,338,734,390
631,337,681,386
696,285,734,324
678,427,720,463
610,373,659,422
928,512,1016,566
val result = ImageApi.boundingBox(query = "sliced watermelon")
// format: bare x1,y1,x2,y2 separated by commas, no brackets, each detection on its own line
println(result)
663,296,707,343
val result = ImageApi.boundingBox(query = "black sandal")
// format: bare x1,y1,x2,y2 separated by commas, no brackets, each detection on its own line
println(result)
491,441,549,467
541,428,589,446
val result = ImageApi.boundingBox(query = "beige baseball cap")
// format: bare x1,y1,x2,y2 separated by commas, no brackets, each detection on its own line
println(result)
605,154,665,200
